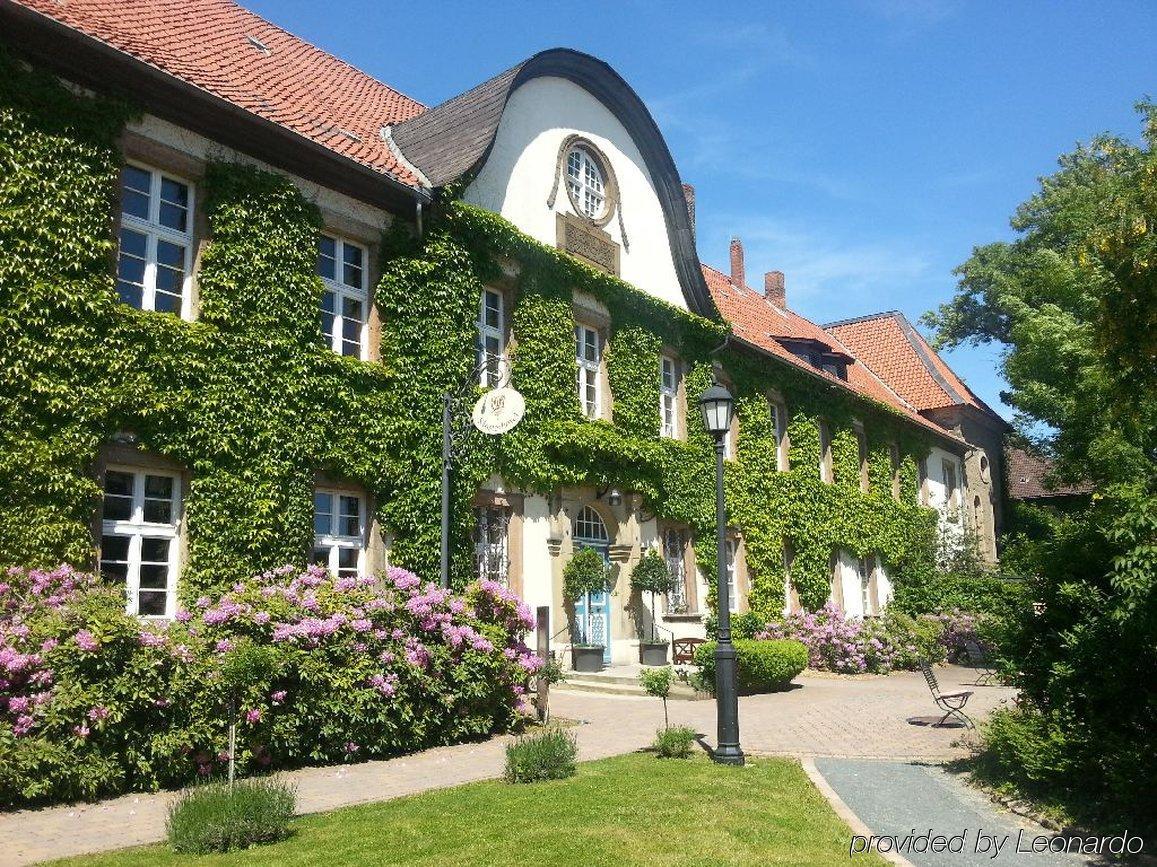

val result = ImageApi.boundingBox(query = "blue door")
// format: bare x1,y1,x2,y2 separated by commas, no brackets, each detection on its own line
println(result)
573,506,613,663
574,584,611,663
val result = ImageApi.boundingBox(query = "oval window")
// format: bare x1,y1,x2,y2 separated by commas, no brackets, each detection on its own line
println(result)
565,145,607,220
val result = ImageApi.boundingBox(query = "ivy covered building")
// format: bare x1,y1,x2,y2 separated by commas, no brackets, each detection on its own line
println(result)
0,0,1006,665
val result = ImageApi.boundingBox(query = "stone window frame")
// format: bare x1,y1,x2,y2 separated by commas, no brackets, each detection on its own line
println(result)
853,420,869,494
473,489,525,598
659,524,696,615
769,393,790,472
550,135,620,230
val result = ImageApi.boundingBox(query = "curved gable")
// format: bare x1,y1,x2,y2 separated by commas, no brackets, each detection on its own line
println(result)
391,49,715,318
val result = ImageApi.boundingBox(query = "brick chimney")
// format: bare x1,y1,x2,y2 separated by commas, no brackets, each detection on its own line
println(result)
729,237,745,289
682,183,696,238
764,270,786,308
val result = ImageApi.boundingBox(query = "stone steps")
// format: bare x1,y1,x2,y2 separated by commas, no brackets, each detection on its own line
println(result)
556,668,707,701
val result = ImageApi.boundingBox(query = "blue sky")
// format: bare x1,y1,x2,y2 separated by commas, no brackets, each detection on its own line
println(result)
251,0,1157,419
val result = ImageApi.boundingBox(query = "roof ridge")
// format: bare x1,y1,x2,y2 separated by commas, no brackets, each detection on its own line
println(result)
822,309,903,329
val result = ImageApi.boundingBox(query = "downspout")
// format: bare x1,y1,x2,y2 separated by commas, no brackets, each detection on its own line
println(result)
415,195,424,239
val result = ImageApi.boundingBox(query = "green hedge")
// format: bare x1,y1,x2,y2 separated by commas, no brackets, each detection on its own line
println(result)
891,573,1029,619
694,639,807,695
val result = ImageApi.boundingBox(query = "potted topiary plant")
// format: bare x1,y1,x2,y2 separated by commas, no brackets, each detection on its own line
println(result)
563,547,612,672
630,549,674,665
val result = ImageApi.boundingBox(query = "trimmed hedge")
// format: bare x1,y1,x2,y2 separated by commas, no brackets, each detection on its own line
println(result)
694,639,807,695
891,573,1029,620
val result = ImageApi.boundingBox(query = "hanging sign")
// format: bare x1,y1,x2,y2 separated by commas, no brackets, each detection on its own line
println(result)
471,387,525,435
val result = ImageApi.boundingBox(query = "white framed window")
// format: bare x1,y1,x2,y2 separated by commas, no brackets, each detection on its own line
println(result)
575,324,602,418
855,422,869,493
770,400,788,471
942,459,959,511
312,489,366,578
318,234,368,359
117,164,193,317
858,557,873,616
660,356,679,438
478,288,505,387
818,420,834,484
662,528,688,613
724,537,739,613
99,467,180,618
474,505,511,585
566,145,607,220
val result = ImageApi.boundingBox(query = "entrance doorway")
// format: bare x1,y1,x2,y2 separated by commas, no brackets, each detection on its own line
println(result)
572,505,612,663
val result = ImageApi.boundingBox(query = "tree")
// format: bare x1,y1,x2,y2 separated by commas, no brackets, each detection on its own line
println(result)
923,101,1156,831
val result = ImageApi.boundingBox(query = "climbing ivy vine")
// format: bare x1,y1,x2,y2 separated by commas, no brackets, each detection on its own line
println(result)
0,48,939,615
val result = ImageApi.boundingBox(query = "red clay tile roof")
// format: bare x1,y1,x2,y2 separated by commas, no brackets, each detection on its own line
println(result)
1006,446,1093,500
824,311,999,417
11,0,427,187
703,265,964,444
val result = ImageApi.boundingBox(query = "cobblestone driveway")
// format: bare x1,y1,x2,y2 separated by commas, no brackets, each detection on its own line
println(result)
0,665,1013,865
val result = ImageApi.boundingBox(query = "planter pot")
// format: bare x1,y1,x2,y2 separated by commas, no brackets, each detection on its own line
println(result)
639,641,669,666
572,646,605,673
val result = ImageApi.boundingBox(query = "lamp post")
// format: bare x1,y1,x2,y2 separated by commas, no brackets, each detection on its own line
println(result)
699,383,744,766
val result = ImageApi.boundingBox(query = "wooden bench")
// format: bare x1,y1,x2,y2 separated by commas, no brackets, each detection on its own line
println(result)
918,660,975,729
672,637,706,666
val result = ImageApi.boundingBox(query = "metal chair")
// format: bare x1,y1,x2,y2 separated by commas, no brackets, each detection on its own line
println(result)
918,660,975,729
963,638,999,686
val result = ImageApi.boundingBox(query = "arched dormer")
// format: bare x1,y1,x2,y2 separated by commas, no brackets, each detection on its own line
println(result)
389,49,716,318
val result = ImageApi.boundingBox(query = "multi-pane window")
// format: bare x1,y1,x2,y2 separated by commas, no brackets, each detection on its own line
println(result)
312,489,365,578
662,528,688,613
771,400,788,470
942,460,959,511
566,145,606,219
100,467,180,617
724,537,739,613
118,164,193,316
575,324,602,418
474,505,510,585
318,234,367,359
858,557,874,617
818,420,833,483
478,289,505,387
660,356,678,438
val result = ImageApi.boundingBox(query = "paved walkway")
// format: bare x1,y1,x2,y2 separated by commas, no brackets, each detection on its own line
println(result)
0,665,1015,865
814,759,1088,866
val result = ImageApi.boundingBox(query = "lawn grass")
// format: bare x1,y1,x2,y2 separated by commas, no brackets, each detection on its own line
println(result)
52,753,884,866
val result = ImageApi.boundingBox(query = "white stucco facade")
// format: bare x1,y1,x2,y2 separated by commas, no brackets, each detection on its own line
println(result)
463,76,686,310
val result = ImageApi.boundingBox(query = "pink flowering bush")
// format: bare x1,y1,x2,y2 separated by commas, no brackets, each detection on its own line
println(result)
755,603,943,674
0,564,540,807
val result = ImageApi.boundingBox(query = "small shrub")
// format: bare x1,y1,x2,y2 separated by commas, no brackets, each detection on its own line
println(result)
166,778,296,854
638,666,674,728
694,639,807,695
504,728,577,783
653,725,697,759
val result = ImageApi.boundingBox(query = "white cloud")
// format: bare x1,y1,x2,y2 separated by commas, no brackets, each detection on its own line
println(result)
698,214,933,309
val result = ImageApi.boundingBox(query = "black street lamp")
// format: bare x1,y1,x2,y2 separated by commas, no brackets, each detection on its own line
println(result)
699,382,744,766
